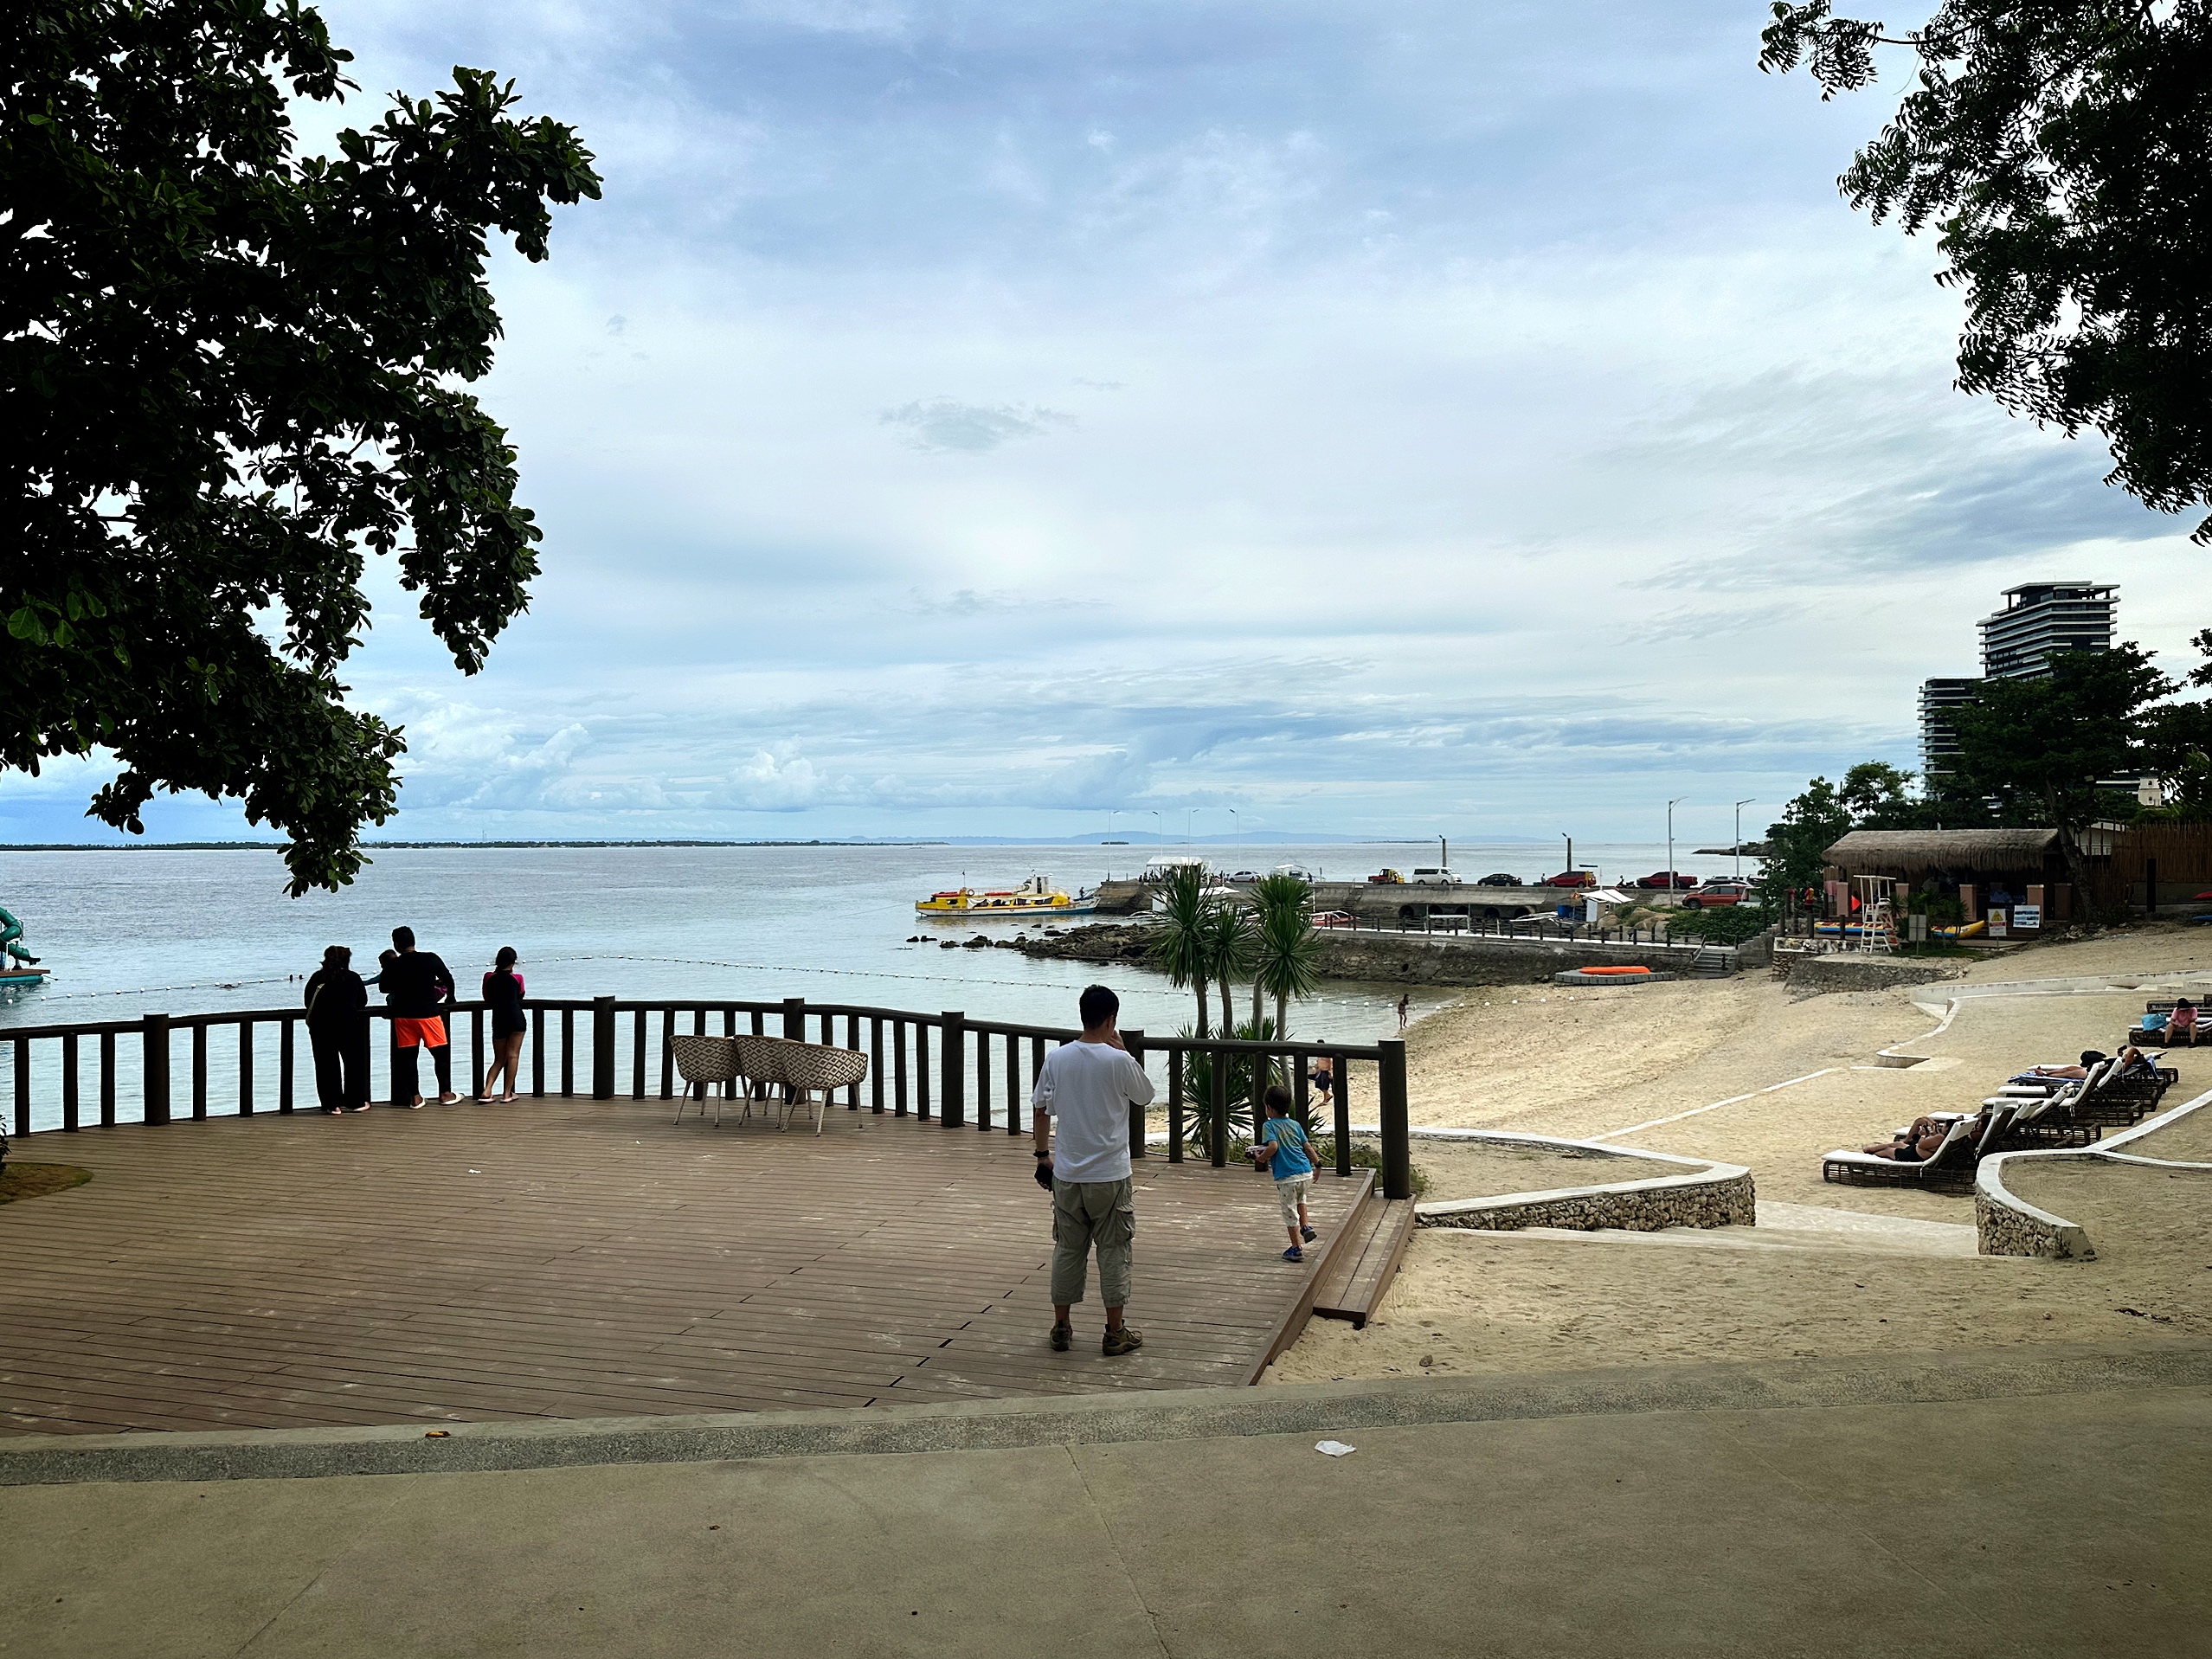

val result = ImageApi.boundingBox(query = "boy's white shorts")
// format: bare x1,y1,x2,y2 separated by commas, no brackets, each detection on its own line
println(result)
1275,1174,1313,1225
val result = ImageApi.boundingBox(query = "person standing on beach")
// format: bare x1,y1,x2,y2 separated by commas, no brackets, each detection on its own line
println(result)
478,947,528,1102
1397,993,1410,1032
1031,983,1156,1356
304,946,371,1113
377,926,457,1108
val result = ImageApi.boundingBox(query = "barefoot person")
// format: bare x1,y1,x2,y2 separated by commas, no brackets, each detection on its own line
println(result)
377,926,458,1107
478,947,527,1102
1031,984,1156,1357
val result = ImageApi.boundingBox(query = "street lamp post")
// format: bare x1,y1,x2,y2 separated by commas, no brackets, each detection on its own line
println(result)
1561,833,1572,879
1733,800,1755,883
1667,798,1686,894
1149,809,1161,846
1228,808,1239,846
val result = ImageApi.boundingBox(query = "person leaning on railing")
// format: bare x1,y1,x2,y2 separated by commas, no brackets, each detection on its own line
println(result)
304,946,372,1114
1031,983,1156,1358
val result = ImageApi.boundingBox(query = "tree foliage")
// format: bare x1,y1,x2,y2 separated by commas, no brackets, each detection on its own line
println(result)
1761,0,2212,542
3,0,601,891
1247,871,1321,1038
1950,642,2175,889
1147,865,1215,1038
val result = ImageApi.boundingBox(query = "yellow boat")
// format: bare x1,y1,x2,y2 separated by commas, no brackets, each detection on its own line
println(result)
916,874,1096,918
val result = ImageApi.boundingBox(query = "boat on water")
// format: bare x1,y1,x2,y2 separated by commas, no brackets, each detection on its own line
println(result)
916,874,1096,919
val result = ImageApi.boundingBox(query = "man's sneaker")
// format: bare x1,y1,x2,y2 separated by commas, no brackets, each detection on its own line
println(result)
1282,1245,1304,1262
1049,1322,1072,1352
1101,1326,1143,1357
1300,1226,1318,1243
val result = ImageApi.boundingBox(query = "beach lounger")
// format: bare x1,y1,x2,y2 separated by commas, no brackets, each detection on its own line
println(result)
1821,1118,1978,1193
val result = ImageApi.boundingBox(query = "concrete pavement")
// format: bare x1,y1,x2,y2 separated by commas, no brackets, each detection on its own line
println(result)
3,1345,2208,1658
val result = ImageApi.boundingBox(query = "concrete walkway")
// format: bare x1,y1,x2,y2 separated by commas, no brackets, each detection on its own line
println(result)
3,1344,2207,1658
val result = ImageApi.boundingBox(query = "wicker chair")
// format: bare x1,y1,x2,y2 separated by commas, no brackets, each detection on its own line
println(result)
777,1040,870,1135
672,1035,743,1126
730,1034,789,1126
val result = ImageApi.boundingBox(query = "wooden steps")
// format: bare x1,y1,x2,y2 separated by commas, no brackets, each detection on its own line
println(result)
1310,1182,1418,1329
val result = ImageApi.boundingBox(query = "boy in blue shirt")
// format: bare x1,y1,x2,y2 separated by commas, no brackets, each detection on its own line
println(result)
1252,1085,1321,1261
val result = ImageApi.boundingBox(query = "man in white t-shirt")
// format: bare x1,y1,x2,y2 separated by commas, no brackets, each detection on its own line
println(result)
1032,983,1157,1355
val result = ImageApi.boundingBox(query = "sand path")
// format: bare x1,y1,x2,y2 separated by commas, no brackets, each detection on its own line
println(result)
1271,928,2212,1386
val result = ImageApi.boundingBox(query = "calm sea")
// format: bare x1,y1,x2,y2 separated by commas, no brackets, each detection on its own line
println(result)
0,839,1745,1129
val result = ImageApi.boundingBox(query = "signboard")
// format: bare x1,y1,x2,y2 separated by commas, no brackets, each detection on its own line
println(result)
2012,903,2041,930
1988,909,2008,938
1908,913,1928,943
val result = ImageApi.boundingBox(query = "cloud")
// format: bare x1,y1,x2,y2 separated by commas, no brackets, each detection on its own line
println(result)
95,0,2193,852
878,399,1072,453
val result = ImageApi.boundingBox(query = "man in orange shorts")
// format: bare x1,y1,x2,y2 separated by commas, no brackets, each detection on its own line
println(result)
381,926,458,1107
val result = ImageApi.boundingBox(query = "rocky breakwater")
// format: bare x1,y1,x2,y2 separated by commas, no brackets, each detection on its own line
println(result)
1009,923,1708,988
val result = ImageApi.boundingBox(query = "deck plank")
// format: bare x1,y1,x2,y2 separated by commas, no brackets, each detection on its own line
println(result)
0,1099,1360,1435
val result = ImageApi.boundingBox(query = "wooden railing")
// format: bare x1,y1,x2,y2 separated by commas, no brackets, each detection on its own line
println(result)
3,997,1414,1199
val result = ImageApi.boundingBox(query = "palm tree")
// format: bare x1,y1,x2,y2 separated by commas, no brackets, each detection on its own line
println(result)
1249,873,1322,1039
1200,897,1257,1037
1148,863,1213,1037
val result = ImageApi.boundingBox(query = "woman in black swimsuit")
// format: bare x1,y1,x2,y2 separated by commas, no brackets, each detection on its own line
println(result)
479,947,527,1102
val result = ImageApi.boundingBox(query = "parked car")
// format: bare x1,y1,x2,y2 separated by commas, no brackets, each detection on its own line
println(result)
1476,872,1523,887
1367,869,1405,884
1312,910,1359,929
1634,871,1701,890
1408,867,1463,886
1682,883,1750,910
1227,871,1262,883
1540,870,1598,888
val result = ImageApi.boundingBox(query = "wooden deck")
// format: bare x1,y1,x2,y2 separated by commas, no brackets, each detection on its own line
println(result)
0,1098,1368,1437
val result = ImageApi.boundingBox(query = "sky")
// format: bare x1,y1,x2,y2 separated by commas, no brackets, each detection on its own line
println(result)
7,0,2204,852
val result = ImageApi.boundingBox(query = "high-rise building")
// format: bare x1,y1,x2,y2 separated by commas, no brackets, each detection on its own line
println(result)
1978,582,2119,679
1918,678,1980,787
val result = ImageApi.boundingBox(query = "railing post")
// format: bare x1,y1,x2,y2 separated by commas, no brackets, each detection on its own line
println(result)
592,997,616,1098
1378,1037,1411,1200
1167,1049,1185,1163
1209,1042,1229,1167
782,997,806,1040
1123,1029,1146,1160
279,1018,295,1114
143,1013,170,1125
11,1036,28,1139
941,1012,965,1128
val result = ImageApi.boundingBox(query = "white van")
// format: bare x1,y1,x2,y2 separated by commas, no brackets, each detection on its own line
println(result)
1409,867,1463,886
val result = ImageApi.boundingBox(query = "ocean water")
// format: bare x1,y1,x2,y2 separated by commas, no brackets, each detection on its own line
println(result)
0,839,1747,1129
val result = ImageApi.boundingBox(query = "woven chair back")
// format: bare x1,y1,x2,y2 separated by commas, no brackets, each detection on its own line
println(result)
732,1034,788,1087
781,1040,869,1093
671,1034,740,1085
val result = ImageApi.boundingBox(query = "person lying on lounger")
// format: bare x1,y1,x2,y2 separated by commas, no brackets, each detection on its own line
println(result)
1862,1114,1957,1161
2009,1050,2106,1083
2117,1045,2157,1077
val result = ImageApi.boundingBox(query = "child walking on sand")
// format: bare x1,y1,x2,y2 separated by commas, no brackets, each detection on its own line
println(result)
1251,1085,1320,1261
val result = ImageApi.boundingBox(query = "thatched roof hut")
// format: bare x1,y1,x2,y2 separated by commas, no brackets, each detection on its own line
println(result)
1823,829,2060,875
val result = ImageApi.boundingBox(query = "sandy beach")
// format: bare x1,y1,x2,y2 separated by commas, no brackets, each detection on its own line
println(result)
1270,925,2212,1386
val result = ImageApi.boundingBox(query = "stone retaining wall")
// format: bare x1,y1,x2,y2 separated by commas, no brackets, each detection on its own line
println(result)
1409,1130,1755,1234
1784,954,1968,995
1975,1087,2212,1258
1973,1174,2096,1260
